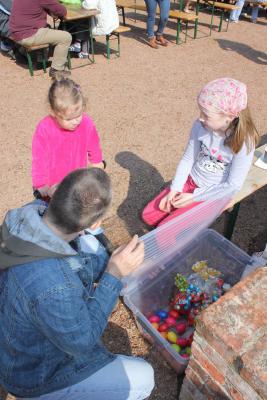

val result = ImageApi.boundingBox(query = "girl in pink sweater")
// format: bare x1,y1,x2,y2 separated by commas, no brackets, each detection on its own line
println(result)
32,78,105,199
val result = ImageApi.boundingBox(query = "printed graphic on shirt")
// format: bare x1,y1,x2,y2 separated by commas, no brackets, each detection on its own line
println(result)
197,142,228,174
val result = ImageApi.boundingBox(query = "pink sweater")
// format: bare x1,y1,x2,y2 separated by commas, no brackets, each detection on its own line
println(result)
32,114,103,188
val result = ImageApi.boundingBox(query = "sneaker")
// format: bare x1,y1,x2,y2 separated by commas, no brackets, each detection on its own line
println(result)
0,40,12,52
49,67,71,79
230,19,238,23
251,18,257,23
69,41,81,53
78,51,89,59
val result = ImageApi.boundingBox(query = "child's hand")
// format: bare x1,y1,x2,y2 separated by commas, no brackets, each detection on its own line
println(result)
159,190,178,212
171,193,194,208
90,161,105,169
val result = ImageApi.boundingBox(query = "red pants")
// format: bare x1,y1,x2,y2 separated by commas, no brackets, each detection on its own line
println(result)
142,176,200,227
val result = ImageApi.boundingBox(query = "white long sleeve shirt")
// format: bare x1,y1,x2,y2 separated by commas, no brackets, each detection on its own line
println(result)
170,120,254,200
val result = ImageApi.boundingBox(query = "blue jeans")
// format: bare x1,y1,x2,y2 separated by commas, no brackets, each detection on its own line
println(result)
20,355,155,400
144,0,170,38
230,0,245,20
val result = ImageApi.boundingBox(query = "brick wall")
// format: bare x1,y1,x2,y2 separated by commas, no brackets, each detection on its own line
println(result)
179,267,267,400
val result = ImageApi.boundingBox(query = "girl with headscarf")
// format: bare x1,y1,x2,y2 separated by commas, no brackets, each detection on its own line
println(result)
142,77,259,227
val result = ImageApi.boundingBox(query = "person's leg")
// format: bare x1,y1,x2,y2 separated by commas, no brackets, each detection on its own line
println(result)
251,4,259,22
21,355,154,400
142,187,171,226
144,0,158,47
19,27,72,71
156,0,170,43
230,0,245,21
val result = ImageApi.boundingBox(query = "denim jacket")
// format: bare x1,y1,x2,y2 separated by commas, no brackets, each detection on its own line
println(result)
0,201,123,397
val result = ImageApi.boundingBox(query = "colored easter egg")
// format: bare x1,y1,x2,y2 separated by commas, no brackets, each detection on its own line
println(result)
181,353,190,359
165,317,176,327
148,315,160,323
158,323,168,332
176,322,187,335
151,322,159,330
185,347,191,355
160,331,168,339
186,334,194,346
176,337,188,347
167,331,178,343
156,310,168,319
168,309,180,319
171,344,181,353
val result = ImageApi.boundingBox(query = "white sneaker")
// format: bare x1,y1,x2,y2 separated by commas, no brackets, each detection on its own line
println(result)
0,40,12,52
69,41,81,52
230,19,238,23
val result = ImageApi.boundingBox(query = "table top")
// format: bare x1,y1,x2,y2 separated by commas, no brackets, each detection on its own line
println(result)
229,144,267,207
63,5,100,21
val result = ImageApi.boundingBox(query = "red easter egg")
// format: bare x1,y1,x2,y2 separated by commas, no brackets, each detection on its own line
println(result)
158,323,168,332
151,322,159,330
181,353,190,359
165,317,176,327
168,309,180,319
176,322,187,335
148,315,160,323
188,316,195,326
176,337,188,347
186,334,194,345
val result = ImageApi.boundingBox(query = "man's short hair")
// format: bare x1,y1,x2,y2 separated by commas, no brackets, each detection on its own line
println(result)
46,168,112,233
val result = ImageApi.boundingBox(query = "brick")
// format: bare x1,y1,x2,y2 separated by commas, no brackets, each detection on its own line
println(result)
239,333,267,399
196,268,267,366
193,332,263,400
179,377,207,400
190,343,225,385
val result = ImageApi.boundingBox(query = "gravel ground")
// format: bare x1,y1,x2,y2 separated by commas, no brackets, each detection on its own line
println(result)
0,4,266,399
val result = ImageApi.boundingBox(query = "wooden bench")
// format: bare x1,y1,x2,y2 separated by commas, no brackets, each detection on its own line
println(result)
201,0,240,34
116,0,199,44
17,43,49,77
224,144,267,240
105,25,131,59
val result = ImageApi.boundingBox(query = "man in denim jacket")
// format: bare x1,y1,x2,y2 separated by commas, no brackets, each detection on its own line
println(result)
0,168,154,400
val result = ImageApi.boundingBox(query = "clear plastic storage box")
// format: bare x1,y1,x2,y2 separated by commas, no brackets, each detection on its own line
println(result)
122,195,253,373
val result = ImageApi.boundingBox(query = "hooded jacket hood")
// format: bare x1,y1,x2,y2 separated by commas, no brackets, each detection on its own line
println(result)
0,201,76,269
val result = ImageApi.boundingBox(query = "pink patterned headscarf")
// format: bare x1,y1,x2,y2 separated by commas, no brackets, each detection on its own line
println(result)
198,78,247,117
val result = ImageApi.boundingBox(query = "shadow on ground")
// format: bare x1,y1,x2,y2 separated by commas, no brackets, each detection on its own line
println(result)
115,151,168,237
216,39,267,64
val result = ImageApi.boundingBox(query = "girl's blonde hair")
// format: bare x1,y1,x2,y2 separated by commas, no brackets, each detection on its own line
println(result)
225,106,259,154
48,78,86,114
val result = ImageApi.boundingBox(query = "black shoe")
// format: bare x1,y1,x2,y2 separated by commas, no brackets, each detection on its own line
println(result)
49,67,71,79
94,233,114,256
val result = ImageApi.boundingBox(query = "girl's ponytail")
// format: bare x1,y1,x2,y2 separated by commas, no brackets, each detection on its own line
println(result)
48,78,86,114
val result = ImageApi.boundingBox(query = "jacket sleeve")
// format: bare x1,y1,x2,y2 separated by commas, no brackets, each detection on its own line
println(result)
170,121,201,192
40,0,67,17
193,143,254,201
31,272,122,356
32,123,49,188
86,117,103,164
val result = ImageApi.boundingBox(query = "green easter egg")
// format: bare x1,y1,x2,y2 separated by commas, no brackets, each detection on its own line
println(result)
171,344,181,353
185,347,191,355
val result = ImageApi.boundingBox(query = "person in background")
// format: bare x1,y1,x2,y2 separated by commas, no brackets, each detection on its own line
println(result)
0,168,155,400
144,0,170,48
9,0,72,78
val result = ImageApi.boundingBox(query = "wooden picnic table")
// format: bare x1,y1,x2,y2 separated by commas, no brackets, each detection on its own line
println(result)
224,144,267,239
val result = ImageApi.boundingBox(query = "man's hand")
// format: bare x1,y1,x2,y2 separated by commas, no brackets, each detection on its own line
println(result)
106,235,144,279
159,190,178,213
171,192,194,208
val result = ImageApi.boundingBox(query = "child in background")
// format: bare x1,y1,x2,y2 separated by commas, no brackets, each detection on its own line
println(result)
32,78,110,253
142,77,259,228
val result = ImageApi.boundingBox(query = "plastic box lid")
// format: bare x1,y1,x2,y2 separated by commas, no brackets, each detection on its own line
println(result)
122,192,234,297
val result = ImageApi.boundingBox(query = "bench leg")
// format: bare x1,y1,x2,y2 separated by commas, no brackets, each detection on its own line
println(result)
106,34,111,59
218,10,224,32
226,12,230,31
121,7,126,26
210,2,215,35
185,21,188,43
67,50,72,70
41,48,47,73
176,19,182,44
117,33,121,57
223,202,241,241
26,51,34,77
